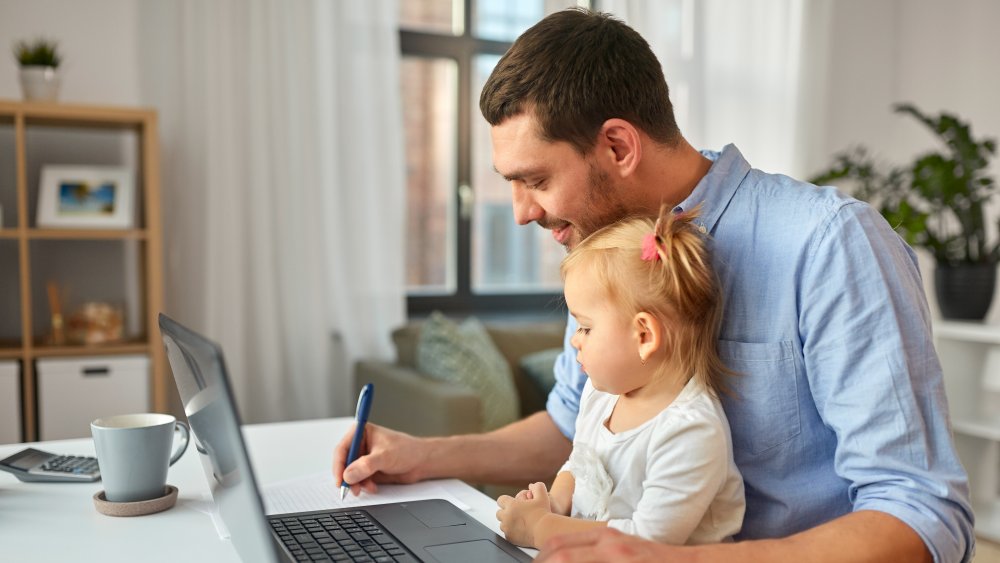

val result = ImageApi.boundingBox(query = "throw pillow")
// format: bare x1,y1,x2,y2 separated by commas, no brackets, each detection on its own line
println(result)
519,347,562,397
416,312,520,431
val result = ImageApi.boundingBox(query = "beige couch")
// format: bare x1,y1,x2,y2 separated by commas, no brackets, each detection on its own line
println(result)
354,319,565,438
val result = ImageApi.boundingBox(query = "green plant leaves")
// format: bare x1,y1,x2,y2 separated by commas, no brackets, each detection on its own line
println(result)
12,38,61,68
809,103,998,265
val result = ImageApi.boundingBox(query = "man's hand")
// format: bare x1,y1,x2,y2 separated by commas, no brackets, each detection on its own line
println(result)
536,528,675,562
497,482,555,547
331,423,430,496
534,510,934,563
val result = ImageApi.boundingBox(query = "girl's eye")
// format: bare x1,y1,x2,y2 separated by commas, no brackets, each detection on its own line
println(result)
576,327,591,335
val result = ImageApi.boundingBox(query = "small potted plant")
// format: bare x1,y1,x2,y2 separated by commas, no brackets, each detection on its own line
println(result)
810,103,998,320
13,38,62,102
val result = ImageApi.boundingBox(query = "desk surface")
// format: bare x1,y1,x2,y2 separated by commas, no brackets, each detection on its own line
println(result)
0,417,520,561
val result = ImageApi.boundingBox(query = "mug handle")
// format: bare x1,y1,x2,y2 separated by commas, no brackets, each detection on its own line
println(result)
169,420,190,466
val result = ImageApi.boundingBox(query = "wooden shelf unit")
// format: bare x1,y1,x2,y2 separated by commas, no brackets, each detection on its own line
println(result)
0,99,167,442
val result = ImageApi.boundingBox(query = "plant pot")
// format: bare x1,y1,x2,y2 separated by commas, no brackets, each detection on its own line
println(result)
935,262,997,320
19,66,60,102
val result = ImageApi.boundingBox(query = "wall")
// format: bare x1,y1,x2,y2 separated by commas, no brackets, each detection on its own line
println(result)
819,0,1000,168
0,0,141,104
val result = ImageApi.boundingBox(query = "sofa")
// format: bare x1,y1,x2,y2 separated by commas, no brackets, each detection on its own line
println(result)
354,318,566,438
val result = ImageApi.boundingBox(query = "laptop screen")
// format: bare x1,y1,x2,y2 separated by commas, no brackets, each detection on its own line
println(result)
159,313,279,563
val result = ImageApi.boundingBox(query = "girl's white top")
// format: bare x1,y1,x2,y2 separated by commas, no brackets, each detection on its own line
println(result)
561,378,745,544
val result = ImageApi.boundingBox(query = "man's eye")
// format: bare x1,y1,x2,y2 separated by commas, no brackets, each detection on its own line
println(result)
527,179,544,190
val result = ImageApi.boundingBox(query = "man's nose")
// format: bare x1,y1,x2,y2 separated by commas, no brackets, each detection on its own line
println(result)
512,185,543,226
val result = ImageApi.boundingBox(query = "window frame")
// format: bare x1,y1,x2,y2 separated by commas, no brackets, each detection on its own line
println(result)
401,6,564,317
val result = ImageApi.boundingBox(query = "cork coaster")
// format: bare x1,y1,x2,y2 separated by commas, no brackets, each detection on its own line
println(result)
93,485,178,517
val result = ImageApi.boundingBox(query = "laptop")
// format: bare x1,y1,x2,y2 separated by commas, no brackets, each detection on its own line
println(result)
158,313,531,563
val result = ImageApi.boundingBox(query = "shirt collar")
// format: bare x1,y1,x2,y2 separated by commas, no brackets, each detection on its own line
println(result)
675,143,751,235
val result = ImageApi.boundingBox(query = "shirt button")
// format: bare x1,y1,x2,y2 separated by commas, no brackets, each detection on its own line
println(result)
698,225,707,233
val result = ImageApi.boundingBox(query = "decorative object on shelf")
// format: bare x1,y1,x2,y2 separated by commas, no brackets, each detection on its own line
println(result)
66,302,124,345
810,103,999,320
46,280,66,346
37,165,135,229
13,37,62,102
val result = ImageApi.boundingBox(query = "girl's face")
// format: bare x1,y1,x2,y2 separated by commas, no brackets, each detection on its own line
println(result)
564,265,649,395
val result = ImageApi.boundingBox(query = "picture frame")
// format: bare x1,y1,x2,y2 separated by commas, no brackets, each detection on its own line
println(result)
36,165,135,229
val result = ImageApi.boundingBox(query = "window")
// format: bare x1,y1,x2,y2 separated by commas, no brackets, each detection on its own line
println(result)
400,0,585,315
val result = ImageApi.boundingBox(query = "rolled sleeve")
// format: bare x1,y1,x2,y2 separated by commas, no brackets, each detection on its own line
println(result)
546,315,588,440
800,202,974,562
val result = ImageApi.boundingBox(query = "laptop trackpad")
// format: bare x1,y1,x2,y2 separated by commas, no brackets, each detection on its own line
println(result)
425,540,521,563
402,501,467,528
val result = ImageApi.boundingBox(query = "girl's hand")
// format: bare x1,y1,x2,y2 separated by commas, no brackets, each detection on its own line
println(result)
496,482,553,547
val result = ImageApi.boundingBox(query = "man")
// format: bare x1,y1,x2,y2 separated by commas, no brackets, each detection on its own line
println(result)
334,8,973,562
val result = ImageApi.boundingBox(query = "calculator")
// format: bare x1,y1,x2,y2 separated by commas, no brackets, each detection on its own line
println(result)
0,447,101,483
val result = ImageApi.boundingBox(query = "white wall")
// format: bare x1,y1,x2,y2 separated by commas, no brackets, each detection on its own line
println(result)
0,0,141,105
818,0,1000,169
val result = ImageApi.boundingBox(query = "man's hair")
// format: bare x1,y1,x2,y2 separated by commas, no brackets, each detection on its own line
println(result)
480,7,681,154
561,206,733,396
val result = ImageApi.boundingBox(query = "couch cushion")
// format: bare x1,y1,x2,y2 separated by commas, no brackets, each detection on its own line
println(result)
416,312,520,431
392,324,421,367
519,347,562,398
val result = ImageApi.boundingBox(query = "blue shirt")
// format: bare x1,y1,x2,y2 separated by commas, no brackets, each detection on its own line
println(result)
546,144,974,562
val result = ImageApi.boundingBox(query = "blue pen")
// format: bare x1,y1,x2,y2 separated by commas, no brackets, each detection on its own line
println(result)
340,383,374,500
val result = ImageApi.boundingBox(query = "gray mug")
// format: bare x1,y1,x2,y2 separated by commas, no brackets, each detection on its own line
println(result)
91,413,190,503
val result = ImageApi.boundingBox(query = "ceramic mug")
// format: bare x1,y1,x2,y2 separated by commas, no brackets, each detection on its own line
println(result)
91,413,189,503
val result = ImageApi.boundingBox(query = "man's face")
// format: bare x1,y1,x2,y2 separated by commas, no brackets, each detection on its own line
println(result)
490,113,631,250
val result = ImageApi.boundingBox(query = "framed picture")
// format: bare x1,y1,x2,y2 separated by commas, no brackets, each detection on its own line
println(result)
37,165,135,229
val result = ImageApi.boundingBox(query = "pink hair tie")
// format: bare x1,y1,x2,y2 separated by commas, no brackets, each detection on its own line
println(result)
641,233,660,261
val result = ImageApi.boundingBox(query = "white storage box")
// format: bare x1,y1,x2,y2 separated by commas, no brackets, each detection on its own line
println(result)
0,361,20,443
37,355,150,440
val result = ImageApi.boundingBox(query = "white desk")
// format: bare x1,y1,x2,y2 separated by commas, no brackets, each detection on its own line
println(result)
0,417,519,562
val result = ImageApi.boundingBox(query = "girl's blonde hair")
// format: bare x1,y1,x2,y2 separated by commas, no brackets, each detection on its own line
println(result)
561,204,733,396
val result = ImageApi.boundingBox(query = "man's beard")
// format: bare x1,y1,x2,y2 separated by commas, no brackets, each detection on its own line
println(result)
565,160,631,249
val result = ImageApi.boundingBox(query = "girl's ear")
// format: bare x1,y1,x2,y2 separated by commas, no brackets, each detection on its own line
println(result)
597,118,641,179
634,312,663,364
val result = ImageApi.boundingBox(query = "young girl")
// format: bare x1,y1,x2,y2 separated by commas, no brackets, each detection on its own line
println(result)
496,206,745,548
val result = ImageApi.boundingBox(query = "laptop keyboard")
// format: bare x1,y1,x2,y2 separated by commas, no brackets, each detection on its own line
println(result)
270,510,417,562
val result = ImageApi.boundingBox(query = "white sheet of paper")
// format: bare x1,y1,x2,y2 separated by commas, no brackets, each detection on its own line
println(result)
261,472,471,515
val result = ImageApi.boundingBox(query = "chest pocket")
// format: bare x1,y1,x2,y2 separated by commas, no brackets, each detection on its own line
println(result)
719,340,801,455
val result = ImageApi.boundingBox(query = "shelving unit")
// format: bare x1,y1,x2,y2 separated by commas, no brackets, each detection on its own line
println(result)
0,99,167,442
934,320,1000,542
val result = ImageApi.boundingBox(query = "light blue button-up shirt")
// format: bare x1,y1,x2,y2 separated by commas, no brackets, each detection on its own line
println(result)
547,144,974,562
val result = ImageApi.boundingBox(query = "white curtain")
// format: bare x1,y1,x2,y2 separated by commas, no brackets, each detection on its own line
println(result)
598,0,833,178
138,0,405,421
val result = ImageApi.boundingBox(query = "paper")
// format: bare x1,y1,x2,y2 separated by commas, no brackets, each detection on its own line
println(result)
261,472,471,515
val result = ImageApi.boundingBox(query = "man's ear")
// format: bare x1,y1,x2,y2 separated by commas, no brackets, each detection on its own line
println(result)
634,312,662,364
597,118,642,178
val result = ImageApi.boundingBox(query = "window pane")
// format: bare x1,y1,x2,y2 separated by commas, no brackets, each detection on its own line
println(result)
474,0,544,41
475,0,585,41
402,56,458,294
471,55,564,294
401,0,461,36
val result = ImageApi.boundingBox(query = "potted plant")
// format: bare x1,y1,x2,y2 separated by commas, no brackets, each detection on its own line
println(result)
13,38,62,102
810,103,998,320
